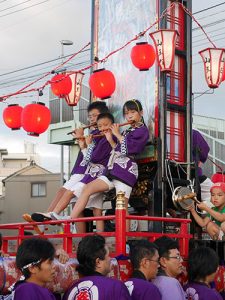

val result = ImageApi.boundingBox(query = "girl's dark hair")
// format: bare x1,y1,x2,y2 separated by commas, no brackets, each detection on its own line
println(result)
188,246,219,282
97,112,114,123
16,237,55,279
88,101,109,114
76,235,107,276
122,99,143,116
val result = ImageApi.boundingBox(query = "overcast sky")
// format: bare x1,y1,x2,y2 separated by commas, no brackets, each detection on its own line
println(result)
0,0,224,173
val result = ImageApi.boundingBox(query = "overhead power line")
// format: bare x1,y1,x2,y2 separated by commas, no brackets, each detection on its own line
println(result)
193,17,225,31
0,0,50,18
193,1,225,15
0,0,33,13
0,49,90,77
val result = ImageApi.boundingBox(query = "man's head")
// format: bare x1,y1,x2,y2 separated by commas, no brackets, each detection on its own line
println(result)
97,112,114,133
87,101,109,125
16,237,55,285
154,236,183,278
77,235,111,276
130,239,159,280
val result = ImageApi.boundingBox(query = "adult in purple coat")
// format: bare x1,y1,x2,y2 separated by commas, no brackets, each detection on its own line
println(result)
184,246,222,300
152,236,186,300
12,237,56,300
62,235,131,300
125,239,161,299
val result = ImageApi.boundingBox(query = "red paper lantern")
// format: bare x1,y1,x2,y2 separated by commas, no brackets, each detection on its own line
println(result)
89,68,116,99
3,104,23,130
130,42,156,71
21,102,51,136
50,74,72,97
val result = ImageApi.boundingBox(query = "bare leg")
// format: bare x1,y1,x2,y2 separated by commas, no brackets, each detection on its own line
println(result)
53,190,74,214
47,187,67,212
71,179,109,219
93,208,104,232
75,213,86,233
206,222,220,239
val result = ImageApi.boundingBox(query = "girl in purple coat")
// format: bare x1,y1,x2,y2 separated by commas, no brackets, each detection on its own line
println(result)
67,99,149,226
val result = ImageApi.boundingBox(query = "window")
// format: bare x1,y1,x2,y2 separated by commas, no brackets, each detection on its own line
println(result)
31,183,46,197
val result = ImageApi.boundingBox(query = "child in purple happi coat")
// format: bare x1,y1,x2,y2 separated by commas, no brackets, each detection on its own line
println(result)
32,112,115,232
66,99,149,228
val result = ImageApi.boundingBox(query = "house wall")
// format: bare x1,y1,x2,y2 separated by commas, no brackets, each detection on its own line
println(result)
1,173,60,235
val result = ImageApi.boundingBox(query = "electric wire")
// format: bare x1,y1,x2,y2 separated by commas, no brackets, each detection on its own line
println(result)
0,0,33,13
193,1,225,15
193,32,225,44
0,49,90,77
0,0,51,18
192,17,225,31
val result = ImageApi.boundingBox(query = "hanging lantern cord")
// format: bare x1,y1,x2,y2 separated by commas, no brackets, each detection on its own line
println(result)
179,3,216,48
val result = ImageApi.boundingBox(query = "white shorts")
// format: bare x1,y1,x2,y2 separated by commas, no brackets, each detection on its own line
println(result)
63,174,84,190
70,181,103,209
98,176,132,198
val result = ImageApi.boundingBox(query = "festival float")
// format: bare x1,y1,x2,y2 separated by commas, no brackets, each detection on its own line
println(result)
1,0,225,296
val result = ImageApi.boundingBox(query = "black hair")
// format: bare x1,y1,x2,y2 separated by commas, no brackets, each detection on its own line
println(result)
87,101,109,114
129,239,158,269
16,237,55,279
154,236,179,258
188,246,219,282
97,112,114,123
76,235,107,276
122,99,143,116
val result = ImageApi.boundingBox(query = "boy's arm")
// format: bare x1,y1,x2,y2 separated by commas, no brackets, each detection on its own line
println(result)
189,206,210,227
197,202,225,223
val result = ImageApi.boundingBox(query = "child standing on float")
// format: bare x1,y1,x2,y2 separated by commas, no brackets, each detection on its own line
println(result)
68,99,149,224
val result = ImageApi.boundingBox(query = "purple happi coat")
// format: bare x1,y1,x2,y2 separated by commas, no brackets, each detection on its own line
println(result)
13,281,56,300
125,278,162,300
184,282,223,300
192,129,210,176
71,128,99,175
108,124,149,187
62,275,131,300
80,134,115,184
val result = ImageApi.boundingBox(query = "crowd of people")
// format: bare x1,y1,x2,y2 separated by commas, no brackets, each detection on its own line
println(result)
2,99,225,299
1,234,223,299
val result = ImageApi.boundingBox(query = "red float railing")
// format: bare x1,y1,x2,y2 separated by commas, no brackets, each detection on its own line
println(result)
0,212,191,258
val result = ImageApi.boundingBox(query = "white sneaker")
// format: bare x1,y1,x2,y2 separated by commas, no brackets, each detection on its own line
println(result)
50,212,70,221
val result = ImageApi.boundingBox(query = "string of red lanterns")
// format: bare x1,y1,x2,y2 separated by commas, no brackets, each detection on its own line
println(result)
3,102,51,136
1,1,225,136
